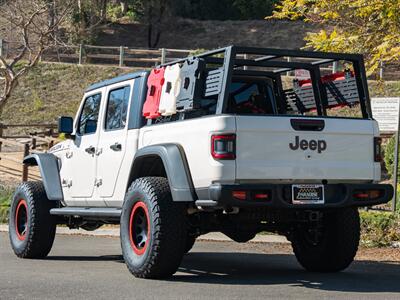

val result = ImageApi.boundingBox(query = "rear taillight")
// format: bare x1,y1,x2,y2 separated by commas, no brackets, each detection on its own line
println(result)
232,190,270,201
232,191,246,200
211,134,236,160
374,137,382,162
353,189,382,200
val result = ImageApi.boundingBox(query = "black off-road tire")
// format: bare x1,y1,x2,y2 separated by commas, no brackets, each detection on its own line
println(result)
8,181,57,258
185,235,196,253
291,208,360,272
120,177,188,279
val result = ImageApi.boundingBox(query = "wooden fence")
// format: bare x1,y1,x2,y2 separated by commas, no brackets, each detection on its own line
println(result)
1,39,400,80
0,123,58,181
0,40,191,68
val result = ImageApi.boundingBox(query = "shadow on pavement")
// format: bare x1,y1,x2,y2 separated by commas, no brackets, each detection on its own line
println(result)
45,251,400,293
46,255,124,262
173,252,400,293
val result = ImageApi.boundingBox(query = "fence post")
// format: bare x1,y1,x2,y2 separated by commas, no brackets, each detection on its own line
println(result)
31,138,37,150
160,48,166,64
332,61,338,73
78,44,83,65
0,123,3,152
0,39,3,57
379,60,384,80
243,54,248,70
286,57,292,76
22,143,29,182
119,46,124,67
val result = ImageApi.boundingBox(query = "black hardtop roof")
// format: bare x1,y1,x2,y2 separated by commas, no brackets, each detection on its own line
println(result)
85,70,149,92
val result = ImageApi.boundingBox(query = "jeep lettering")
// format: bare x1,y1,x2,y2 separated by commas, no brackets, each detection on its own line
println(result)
289,136,327,153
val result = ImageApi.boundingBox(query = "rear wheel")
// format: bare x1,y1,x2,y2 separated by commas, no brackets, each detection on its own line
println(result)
290,208,360,272
185,234,196,253
8,181,57,258
120,177,187,279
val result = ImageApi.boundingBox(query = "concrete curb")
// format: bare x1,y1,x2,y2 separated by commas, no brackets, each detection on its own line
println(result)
0,224,289,244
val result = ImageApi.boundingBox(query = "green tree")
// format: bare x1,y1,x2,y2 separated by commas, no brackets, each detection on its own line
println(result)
271,0,400,76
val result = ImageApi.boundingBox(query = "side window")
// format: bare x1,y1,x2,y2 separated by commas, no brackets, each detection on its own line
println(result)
105,86,131,130
78,93,102,135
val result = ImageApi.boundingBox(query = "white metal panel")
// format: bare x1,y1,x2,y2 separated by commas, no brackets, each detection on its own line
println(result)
139,115,236,189
235,116,376,182
105,129,140,207
59,88,106,206
96,80,134,200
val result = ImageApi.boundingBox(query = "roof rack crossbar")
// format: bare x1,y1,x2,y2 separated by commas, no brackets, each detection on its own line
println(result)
233,46,361,61
311,59,336,66
254,55,279,62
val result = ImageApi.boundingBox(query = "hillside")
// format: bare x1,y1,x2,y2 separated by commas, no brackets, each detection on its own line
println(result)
98,19,316,50
1,63,133,125
1,62,400,127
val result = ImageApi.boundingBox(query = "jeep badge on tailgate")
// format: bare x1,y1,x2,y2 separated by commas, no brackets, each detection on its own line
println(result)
289,136,327,153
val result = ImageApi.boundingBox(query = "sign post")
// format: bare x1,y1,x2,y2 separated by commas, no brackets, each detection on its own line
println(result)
371,97,400,212
394,117,400,212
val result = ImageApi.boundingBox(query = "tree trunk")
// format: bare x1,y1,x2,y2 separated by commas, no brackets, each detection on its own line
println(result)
120,0,127,14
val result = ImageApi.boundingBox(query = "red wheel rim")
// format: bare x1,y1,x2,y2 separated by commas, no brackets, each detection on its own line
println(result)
15,199,28,241
129,201,150,255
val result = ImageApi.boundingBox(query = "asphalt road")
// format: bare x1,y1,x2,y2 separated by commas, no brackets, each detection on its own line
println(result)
1,232,400,300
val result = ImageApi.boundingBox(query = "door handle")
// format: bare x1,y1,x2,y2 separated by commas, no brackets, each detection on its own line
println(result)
85,146,96,154
110,143,122,151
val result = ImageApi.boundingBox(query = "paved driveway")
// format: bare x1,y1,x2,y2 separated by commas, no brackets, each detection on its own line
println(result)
1,232,399,299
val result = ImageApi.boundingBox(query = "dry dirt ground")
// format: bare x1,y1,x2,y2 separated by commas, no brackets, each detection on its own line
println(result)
0,151,40,185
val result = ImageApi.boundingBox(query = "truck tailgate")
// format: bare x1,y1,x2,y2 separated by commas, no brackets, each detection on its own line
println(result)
235,116,378,182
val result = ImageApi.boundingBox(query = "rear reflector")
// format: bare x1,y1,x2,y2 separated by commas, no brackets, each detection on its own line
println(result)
353,190,382,200
353,193,369,199
254,193,269,200
232,191,246,200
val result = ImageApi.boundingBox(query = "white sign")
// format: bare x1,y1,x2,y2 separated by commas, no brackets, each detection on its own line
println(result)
371,97,400,133
295,69,310,80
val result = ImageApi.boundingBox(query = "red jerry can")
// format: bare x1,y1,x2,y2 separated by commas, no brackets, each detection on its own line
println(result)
142,68,165,119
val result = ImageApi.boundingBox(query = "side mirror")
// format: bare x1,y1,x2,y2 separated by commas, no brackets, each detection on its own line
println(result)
58,116,73,135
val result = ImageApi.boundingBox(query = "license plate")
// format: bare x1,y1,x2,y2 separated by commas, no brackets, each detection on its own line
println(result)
292,184,324,204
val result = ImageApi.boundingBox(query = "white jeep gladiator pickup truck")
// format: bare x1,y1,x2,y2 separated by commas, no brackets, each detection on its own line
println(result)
8,46,393,279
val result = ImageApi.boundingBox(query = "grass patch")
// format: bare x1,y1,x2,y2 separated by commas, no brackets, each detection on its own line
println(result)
1,62,137,131
0,185,13,224
360,210,400,247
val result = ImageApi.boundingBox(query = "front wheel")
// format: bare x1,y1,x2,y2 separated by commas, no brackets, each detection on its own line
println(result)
9,181,57,258
120,177,188,279
290,208,360,272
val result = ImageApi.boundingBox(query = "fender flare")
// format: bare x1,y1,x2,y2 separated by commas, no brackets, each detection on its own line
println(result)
23,153,63,201
131,144,196,202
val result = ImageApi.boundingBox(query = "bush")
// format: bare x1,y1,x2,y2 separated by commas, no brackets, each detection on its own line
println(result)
384,135,399,179
0,186,12,224
360,210,400,247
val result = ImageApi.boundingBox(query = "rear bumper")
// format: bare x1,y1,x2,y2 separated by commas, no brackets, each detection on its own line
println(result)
208,183,393,209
